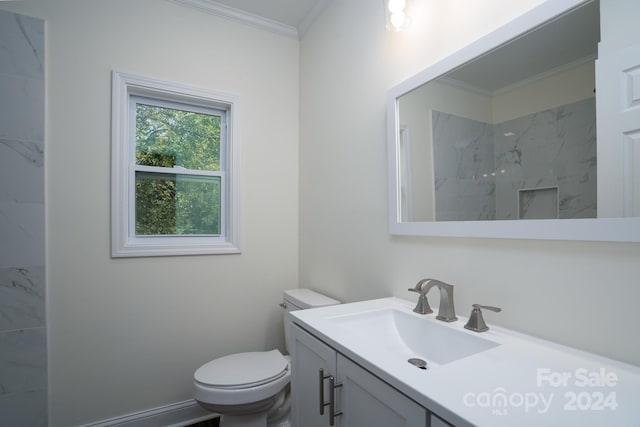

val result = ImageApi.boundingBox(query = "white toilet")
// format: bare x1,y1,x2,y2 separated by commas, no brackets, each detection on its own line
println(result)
193,289,340,427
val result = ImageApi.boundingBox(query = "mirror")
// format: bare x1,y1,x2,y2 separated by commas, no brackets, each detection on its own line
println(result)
387,0,640,242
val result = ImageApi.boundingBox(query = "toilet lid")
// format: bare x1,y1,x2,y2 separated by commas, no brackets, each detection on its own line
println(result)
194,350,289,389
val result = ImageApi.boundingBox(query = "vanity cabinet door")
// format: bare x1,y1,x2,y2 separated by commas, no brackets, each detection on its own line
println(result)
290,324,337,427
430,413,454,427
336,354,428,427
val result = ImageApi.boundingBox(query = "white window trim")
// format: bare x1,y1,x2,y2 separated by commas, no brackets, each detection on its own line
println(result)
111,71,241,257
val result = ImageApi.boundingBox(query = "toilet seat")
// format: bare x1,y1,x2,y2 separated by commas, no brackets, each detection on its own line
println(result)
195,350,288,389
193,350,291,406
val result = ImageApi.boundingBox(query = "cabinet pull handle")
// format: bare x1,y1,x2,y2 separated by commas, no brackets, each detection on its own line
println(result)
329,375,343,426
319,368,331,415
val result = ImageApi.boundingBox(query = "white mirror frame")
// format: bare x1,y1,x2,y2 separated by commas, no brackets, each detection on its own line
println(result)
387,0,640,242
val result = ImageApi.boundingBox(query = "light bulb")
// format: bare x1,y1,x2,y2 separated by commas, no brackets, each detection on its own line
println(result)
390,12,407,30
384,0,412,32
388,0,406,13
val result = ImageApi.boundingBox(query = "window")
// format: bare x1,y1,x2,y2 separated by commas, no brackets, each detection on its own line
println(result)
111,72,240,257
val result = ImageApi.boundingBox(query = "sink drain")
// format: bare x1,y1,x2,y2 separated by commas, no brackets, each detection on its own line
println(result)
408,358,427,370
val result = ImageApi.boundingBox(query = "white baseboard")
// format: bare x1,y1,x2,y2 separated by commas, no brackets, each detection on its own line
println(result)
81,399,219,427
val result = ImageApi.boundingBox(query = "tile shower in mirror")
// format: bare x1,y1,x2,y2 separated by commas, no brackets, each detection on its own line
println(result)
431,98,596,221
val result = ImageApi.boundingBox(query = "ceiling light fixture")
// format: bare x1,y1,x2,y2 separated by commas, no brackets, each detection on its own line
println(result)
384,0,413,32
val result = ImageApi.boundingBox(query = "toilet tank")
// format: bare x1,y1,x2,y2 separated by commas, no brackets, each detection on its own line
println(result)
282,289,340,353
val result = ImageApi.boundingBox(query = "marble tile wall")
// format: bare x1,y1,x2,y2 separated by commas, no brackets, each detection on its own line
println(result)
494,98,597,220
432,111,496,221
0,9,47,427
431,98,597,221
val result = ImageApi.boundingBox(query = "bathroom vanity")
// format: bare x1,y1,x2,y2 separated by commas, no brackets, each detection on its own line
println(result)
290,323,452,427
289,298,640,426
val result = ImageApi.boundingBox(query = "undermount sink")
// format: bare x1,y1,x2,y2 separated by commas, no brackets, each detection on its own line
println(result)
328,308,499,366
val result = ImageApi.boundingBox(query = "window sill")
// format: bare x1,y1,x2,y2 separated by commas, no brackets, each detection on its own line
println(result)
112,236,241,258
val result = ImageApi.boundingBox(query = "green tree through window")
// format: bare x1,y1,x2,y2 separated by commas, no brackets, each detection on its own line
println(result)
134,102,222,236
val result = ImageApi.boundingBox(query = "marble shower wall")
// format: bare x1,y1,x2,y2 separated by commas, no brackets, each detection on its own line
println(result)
432,97,596,221
494,97,597,220
432,111,496,221
0,10,47,426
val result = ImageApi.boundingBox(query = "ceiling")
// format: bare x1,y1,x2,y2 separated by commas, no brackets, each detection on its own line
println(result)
445,0,600,94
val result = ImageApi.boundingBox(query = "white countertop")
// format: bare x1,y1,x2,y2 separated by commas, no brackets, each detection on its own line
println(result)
290,297,640,426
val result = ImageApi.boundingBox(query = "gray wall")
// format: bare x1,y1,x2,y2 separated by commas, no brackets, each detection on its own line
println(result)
0,9,47,426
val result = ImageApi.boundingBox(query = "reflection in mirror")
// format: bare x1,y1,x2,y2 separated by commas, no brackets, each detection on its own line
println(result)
397,0,600,222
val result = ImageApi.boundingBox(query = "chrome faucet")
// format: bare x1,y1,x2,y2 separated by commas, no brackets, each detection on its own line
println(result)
408,279,458,322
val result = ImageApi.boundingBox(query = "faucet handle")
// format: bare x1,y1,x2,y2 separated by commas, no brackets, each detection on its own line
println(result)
464,304,501,332
407,287,433,315
473,304,501,312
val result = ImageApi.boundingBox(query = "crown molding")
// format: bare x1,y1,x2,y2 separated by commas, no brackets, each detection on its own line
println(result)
439,54,596,98
169,0,299,39
438,76,493,97
492,54,596,96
